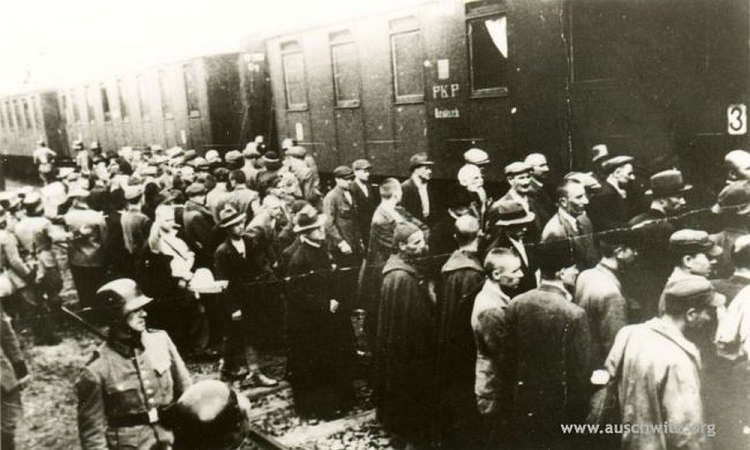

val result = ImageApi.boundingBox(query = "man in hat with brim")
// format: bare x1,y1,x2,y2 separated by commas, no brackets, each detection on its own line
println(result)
63,187,109,318
590,144,609,181
283,206,355,418
724,149,750,184
710,180,750,278
255,151,284,198
376,221,436,448
484,200,538,295
351,158,378,248
213,205,279,388
500,239,592,448
401,152,437,226
588,155,637,231
542,178,599,269
76,278,192,450
606,278,724,450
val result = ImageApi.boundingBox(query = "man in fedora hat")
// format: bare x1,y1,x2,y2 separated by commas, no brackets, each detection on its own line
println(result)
629,169,693,319
76,278,192,450
283,205,355,418
710,180,750,278
542,178,599,269
484,200,538,295
213,205,279,388
588,155,638,231
401,152,437,226
376,221,436,448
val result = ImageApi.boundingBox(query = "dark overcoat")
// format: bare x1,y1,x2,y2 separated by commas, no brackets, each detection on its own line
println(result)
376,254,436,443
435,250,484,448
284,240,355,417
351,181,379,248
503,283,593,447
400,178,437,226
587,182,630,231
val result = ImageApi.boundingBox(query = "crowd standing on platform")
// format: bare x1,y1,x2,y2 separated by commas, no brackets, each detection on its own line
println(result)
1,137,750,450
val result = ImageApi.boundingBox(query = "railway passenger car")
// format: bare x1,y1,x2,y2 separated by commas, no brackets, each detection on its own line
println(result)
265,0,750,195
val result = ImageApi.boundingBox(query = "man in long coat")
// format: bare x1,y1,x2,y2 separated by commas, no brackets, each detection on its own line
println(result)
606,278,723,450
502,241,593,449
376,222,435,448
283,206,355,418
435,216,484,449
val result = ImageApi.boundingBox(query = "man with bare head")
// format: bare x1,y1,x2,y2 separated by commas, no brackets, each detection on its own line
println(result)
724,149,750,184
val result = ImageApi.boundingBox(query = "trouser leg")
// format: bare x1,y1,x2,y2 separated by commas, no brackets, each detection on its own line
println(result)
16,286,58,345
1,388,22,450
221,316,247,376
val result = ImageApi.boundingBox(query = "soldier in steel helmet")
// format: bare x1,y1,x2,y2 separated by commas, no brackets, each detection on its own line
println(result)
76,279,192,450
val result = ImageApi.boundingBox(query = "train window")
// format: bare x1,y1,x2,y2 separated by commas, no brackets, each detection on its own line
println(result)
467,14,509,96
117,80,129,121
86,86,97,123
158,70,173,119
391,28,424,103
60,93,70,124
137,76,150,121
183,64,201,117
330,31,360,108
0,103,6,130
101,85,112,122
281,41,308,111
12,100,20,130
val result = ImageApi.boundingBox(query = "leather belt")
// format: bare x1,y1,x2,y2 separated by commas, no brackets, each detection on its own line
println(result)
108,408,160,427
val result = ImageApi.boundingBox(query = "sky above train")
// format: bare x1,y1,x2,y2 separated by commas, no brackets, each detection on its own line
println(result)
0,0,433,96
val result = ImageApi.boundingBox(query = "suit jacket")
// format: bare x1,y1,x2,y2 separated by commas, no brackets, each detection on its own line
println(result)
322,185,363,255
489,190,549,242
401,178,437,226
588,181,630,231
214,236,273,315
351,180,379,246
541,211,599,269
244,211,279,269
575,262,628,367
503,283,593,443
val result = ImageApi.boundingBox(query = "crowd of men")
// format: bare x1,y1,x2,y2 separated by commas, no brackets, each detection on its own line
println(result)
1,136,750,449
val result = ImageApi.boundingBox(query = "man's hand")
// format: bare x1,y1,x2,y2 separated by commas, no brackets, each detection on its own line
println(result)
231,310,242,321
338,241,352,255
329,300,340,313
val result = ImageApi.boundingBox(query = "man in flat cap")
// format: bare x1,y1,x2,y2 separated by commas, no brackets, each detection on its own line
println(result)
500,240,592,448
606,278,723,450
435,215,484,449
489,162,548,242
64,188,109,318
376,221,436,449
710,180,750,278
224,150,243,171
542,178,599,269
401,152,437,227
76,279,192,450
323,166,364,295
588,155,637,231
351,159,378,247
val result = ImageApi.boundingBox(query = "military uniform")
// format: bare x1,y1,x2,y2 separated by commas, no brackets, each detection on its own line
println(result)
76,329,192,450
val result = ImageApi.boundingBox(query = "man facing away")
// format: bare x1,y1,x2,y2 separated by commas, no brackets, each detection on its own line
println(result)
605,278,724,450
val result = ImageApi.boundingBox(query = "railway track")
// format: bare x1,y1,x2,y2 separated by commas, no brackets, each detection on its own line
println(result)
237,359,392,450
